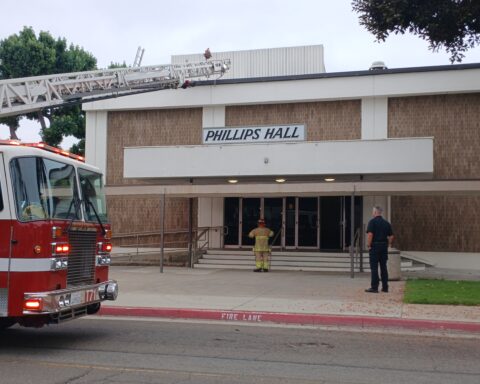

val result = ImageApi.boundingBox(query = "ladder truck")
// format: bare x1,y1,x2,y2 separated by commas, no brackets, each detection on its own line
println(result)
0,55,230,329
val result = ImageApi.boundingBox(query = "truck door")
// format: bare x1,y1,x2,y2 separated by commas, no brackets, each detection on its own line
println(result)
0,152,13,316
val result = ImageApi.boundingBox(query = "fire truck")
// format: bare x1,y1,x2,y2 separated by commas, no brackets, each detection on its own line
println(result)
0,52,230,328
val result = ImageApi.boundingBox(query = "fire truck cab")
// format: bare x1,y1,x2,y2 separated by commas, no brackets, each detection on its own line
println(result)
0,141,117,329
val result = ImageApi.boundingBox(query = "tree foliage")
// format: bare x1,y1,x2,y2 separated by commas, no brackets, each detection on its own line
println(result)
0,27,96,152
108,61,128,69
352,0,480,62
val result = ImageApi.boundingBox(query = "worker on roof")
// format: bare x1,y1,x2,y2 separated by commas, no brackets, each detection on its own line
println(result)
248,219,274,272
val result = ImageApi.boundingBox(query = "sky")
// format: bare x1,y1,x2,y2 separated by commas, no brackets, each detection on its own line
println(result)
2,0,480,147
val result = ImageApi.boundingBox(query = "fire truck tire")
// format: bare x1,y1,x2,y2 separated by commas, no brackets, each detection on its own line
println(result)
87,302,101,315
0,317,17,330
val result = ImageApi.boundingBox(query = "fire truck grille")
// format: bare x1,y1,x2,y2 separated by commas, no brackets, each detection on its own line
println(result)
67,230,97,287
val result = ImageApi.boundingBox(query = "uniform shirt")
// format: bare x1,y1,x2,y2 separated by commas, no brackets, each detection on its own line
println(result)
366,216,393,244
248,227,274,252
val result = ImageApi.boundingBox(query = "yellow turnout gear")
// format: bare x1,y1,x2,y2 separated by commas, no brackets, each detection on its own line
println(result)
248,227,274,252
249,226,274,270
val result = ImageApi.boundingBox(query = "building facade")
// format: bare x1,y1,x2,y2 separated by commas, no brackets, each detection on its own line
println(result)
84,45,480,269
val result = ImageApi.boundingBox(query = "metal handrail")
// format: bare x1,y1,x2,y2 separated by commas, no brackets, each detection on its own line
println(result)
353,227,364,273
112,226,228,267
195,226,228,259
112,229,191,239
270,227,283,250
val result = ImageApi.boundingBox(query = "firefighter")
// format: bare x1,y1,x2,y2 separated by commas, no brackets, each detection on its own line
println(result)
248,219,274,272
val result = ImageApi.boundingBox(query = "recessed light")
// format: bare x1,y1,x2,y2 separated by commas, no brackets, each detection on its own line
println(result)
275,178,286,183
324,177,335,182
228,179,238,184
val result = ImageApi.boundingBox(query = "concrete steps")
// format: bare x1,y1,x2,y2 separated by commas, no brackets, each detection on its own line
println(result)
194,249,425,272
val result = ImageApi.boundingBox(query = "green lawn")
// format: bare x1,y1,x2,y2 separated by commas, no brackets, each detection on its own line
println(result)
404,279,480,306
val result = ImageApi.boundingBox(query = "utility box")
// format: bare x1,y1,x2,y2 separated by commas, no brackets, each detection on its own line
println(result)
388,251,402,281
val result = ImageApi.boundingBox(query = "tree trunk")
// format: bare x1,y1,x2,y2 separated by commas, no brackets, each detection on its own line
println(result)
37,111,47,131
9,125,19,140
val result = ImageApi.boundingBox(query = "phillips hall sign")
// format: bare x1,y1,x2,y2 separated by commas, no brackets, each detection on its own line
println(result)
203,125,305,144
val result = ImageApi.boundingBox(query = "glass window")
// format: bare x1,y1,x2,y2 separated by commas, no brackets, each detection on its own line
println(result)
45,158,80,220
78,168,108,223
10,157,80,221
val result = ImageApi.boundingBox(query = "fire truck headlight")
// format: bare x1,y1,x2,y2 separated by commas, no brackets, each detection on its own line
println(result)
99,282,118,300
59,296,65,307
51,257,68,271
105,283,119,300
96,255,111,266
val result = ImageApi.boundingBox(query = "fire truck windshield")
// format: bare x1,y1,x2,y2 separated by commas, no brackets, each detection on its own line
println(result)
11,157,81,222
78,168,108,224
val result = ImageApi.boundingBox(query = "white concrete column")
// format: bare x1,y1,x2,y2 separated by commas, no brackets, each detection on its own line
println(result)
85,111,108,179
202,106,226,129
198,197,224,248
361,97,388,139
199,106,226,248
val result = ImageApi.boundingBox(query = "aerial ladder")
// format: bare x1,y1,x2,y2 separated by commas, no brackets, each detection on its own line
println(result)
0,53,230,117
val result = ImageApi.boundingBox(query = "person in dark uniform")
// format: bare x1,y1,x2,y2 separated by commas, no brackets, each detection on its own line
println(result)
365,206,394,293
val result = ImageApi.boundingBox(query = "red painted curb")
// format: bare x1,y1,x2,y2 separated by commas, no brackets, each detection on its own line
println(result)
98,306,480,333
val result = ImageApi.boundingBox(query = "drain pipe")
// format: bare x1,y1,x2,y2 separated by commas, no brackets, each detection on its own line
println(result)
350,186,355,278
160,190,166,273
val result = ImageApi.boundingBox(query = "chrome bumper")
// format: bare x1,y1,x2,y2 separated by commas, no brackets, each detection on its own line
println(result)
23,280,118,315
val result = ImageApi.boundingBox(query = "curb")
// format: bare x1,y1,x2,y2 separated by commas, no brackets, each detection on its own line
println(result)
99,306,480,333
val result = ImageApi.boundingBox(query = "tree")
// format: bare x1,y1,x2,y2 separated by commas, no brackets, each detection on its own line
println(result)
0,27,97,152
108,61,128,69
352,0,480,62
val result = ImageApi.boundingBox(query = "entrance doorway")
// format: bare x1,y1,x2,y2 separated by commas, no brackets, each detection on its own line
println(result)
223,196,362,250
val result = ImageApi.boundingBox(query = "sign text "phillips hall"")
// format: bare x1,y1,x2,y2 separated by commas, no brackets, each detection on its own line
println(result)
203,125,305,145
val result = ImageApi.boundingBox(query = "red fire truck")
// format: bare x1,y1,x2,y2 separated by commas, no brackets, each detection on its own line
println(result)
0,52,230,329
0,141,116,329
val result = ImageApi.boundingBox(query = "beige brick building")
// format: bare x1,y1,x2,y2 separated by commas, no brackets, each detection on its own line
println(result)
84,45,480,270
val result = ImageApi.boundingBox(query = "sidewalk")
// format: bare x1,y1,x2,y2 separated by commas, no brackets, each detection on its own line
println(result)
98,266,480,334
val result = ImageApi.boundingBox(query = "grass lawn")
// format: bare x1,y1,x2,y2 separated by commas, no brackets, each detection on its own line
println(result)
404,279,480,306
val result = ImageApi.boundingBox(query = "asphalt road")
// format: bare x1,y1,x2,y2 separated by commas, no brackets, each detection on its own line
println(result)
1,317,479,384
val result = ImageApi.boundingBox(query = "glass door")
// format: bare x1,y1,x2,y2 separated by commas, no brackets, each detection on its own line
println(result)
298,197,319,248
263,198,283,246
285,197,296,247
319,196,342,250
343,196,363,249
224,197,239,246
241,198,261,247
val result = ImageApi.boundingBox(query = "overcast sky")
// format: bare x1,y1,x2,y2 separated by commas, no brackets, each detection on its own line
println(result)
2,0,480,146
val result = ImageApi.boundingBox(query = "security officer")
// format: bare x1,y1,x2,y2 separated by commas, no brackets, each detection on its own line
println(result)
365,206,394,293
248,219,274,272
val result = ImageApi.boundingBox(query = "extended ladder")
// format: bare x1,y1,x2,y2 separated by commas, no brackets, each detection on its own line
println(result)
0,58,230,117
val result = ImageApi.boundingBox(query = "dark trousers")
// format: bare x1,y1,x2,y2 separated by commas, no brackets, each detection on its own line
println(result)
369,244,389,290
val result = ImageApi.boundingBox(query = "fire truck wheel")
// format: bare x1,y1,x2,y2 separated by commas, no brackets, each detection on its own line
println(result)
87,302,101,315
0,317,17,330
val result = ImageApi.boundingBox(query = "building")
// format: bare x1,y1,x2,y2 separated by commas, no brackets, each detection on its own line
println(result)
84,45,480,270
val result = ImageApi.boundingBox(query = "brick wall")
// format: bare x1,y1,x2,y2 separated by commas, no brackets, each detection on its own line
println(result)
388,94,480,180
108,195,197,248
106,109,201,253
107,108,202,186
226,101,361,140
389,94,480,252
391,195,480,252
